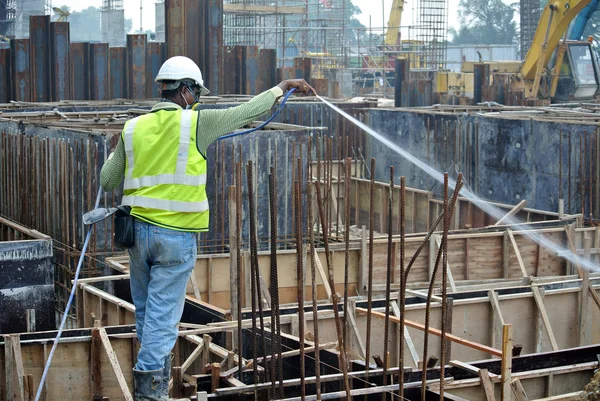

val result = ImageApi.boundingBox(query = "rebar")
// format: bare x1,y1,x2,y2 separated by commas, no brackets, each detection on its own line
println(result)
295,161,306,401
314,180,351,401
236,161,243,380
342,157,351,353
308,180,322,400
247,161,259,391
269,168,279,399
439,173,450,400
365,157,376,386
382,166,394,401
398,176,406,398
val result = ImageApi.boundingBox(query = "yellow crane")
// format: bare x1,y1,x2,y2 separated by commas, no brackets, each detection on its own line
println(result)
437,0,600,103
384,0,405,46
52,7,71,22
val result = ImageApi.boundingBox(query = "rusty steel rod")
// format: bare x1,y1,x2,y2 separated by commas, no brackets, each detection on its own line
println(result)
342,157,351,353
382,166,394,401
269,168,279,398
398,176,406,398
295,158,306,401
314,180,351,401
365,157,376,388
439,172,450,400
308,181,322,400
236,161,243,380
247,161,259,391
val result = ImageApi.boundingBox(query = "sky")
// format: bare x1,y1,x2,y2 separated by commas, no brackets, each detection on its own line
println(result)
52,0,463,35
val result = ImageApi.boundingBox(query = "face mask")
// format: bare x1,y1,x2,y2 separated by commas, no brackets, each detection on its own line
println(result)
181,92,192,110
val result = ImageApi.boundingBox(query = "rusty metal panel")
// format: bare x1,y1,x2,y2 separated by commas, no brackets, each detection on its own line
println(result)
204,0,223,95
146,42,165,99
185,0,204,74
50,22,71,101
294,57,312,83
243,46,259,95
11,39,31,102
165,0,185,58
223,46,242,94
258,49,277,93
109,47,127,99
89,43,109,101
70,42,90,100
0,49,12,103
30,15,51,102
127,34,147,99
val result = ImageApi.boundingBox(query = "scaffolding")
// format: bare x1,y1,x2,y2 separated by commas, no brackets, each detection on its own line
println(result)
0,0,16,38
520,0,541,57
411,0,448,71
223,0,346,70
102,0,124,11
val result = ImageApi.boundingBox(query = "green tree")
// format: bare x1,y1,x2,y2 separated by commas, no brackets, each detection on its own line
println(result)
54,5,134,41
449,0,518,45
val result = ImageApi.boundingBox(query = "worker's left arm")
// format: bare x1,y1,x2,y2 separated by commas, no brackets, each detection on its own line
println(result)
100,139,126,192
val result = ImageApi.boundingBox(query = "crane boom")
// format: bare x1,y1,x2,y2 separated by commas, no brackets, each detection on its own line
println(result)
385,0,405,46
569,0,599,39
521,0,593,80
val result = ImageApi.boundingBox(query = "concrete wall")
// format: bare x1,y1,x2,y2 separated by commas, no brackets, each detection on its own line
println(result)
0,238,54,334
155,2,165,42
364,109,596,217
101,9,126,47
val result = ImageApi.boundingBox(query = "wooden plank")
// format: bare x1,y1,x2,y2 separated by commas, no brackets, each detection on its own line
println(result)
91,325,103,397
531,392,582,401
11,335,25,401
97,327,134,401
259,269,272,309
314,248,332,301
211,363,221,392
347,300,366,358
494,200,527,226
503,231,510,279
173,366,183,398
23,375,33,401
202,334,212,369
359,225,367,295
511,378,530,401
429,234,438,280
508,230,528,278
531,286,559,351
207,257,213,305
479,369,497,401
181,343,204,374
391,301,419,367
189,272,202,301
589,285,600,310
488,290,504,355
501,324,514,401
449,361,499,379
356,308,502,356
579,236,591,346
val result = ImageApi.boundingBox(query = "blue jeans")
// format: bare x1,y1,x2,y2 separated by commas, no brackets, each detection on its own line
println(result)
128,219,197,371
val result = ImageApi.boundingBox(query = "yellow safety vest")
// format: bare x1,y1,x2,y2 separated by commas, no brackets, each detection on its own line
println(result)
121,109,209,231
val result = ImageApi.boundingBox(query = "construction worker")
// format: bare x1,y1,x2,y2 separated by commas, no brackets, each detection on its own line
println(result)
100,55,315,401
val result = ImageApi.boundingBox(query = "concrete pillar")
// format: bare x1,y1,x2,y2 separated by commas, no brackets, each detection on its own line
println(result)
15,0,45,39
101,9,126,47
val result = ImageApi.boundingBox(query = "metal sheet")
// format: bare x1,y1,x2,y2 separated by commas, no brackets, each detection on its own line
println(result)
11,39,31,102
185,0,204,74
165,0,185,58
223,46,242,95
127,34,147,99
243,46,259,95
146,42,165,99
0,49,12,103
293,57,311,83
258,49,277,93
70,42,90,100
50,22,71,101
30,15,51,102
89,43,109,101
109,47,127,99
205,0,223,95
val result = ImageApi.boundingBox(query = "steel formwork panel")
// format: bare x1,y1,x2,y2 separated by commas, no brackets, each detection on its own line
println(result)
50,21,70,101
89,43,109,101
127,34,147,100
11,38,30,101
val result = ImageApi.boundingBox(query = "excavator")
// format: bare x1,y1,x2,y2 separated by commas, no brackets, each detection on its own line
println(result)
436,0,600,104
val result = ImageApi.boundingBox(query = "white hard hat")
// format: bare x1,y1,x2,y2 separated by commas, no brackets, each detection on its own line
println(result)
155,56,210,96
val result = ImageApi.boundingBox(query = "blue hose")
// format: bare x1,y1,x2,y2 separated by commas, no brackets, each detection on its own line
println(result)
218,87,297,140
34,187,103,401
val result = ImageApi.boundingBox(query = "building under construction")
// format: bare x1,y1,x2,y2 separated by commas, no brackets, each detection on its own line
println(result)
1,1,600,401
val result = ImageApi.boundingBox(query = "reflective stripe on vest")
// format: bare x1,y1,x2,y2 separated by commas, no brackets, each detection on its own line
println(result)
121,195,209,213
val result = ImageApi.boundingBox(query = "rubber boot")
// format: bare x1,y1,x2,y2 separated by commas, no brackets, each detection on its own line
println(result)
133,368,163,401
159,354,189,401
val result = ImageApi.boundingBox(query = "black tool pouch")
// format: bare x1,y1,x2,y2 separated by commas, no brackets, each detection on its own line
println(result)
114,205,135,248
